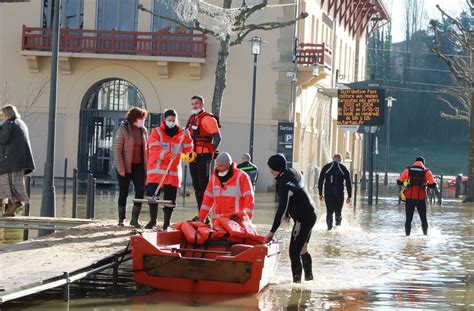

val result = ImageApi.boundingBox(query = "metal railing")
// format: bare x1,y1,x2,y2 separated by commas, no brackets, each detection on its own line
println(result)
296,43,332,71
22,26,207,58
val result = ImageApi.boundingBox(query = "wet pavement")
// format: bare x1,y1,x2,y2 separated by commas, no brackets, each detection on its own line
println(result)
1,184,473,310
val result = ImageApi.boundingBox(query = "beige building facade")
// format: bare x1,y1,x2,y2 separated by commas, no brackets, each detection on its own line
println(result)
0,0,388,192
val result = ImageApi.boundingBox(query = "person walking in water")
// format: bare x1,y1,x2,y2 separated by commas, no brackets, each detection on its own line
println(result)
397,156,437,236
265,154,316,283
317,153,352,230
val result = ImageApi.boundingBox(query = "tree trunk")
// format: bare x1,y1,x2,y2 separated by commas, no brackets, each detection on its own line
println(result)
211,35,230,118
465,36,474,202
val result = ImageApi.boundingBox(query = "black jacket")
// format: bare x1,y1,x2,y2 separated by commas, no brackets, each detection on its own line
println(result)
317,161,352,197
237,161,259,185
0,118,35,175
270,168,316,233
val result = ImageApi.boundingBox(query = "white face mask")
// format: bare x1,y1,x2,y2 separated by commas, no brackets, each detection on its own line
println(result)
165,120,176,128
191,108,201,115
134,119,145,128
218,169,229,177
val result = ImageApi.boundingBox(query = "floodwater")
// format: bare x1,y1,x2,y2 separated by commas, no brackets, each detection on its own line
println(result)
1,182,473,310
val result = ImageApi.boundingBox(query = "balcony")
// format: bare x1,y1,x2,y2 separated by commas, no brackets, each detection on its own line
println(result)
296,43,332,72
21,26,207,78
295,43,332,88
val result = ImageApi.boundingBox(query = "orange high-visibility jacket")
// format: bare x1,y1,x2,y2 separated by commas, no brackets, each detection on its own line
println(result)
398,161,436,200
198,164,255,220
146,123,193,187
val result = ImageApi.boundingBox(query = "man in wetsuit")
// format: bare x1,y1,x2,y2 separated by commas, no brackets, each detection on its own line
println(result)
318,153,352,230
397,156,436,236
264,154,317,283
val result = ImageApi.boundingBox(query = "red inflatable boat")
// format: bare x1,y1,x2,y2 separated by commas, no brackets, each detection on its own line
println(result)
130,228,283,294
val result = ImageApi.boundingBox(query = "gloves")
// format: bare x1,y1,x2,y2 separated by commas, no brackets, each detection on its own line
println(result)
187,216,201,222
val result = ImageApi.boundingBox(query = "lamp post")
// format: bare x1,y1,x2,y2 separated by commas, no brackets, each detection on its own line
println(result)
39,0,60,236
384,96,396,186
248,36,263,160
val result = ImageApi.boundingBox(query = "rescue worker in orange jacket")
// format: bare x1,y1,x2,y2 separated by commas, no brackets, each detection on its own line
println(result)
146,109,193,230
397,156,437,236
186,95,222,211
195,152,255,222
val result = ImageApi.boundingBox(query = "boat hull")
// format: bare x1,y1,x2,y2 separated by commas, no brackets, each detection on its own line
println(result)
131,230,282,294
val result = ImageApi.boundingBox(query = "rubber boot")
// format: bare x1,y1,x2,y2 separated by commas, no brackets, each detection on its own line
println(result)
130,204,142,228
293,274,302,283
301,252,313,281
162,206,173,231
145,204,158,229
117,206,126,226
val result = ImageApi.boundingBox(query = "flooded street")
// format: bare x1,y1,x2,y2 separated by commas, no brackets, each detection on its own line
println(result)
1,185,473,310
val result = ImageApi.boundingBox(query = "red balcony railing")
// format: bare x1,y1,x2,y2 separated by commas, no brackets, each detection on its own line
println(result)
296,43,332,71
21,25,207,58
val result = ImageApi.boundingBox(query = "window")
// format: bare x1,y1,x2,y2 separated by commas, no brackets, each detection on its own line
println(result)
152,0,190,33
97,0,139,31
42,0,84,28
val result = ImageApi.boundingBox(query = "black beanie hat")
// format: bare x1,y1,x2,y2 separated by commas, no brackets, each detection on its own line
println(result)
415,156,425,164
267,154,287,171
164,109,177,118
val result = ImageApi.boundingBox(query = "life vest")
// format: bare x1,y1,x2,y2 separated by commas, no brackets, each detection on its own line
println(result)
174,221,226,245
186,111,220,154
407,166,426,187
174,211,264,246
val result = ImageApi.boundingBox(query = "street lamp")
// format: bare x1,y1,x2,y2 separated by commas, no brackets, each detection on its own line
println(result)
39,0,60,236
248,36,265,160
384,96,396,186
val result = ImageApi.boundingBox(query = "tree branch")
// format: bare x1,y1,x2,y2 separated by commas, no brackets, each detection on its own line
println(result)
435,4,470,34
230,12,308,46
137,4,220,39
233,0,269,27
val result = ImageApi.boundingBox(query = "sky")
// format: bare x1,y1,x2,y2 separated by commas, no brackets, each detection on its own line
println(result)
388,0,469,43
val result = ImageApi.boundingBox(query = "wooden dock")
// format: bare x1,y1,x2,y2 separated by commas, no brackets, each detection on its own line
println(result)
0,216,95,230
0,221,133,304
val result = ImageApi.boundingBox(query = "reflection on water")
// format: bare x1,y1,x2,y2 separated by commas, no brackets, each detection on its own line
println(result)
1,184,473,310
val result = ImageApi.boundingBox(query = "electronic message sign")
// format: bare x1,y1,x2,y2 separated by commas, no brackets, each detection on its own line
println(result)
337,89,385,126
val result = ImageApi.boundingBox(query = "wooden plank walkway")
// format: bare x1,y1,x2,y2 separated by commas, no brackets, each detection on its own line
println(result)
0,221,133,303
0,216,95,230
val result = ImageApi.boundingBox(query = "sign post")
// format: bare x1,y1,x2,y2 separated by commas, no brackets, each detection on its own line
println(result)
338,89,385,205
277,122,294,168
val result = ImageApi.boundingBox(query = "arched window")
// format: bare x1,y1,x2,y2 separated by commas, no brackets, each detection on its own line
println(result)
83,78,145,111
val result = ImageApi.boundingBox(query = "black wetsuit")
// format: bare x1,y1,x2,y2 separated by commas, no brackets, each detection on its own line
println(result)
318,161,352,230
271,168,317,282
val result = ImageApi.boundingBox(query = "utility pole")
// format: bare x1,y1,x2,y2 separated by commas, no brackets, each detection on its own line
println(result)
384,96,396,186
39,0,60,236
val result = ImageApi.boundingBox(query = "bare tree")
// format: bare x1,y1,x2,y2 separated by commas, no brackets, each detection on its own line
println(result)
139,0,307,118
0,76,49,118
430,0,474,200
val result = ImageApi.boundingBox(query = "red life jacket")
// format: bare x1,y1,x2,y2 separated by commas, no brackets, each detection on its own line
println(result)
404,165,428,200
186,111,220,155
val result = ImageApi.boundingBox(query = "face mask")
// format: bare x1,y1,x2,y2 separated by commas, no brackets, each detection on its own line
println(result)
218,169,229,177
134,119,145,128
191,108,201,115
165,120,176,128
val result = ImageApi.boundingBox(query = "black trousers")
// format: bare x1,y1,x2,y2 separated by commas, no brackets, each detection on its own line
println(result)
324,191,344,229
117,163,145,208
289,212,316,280
146,183,178,203
189,153,212,210
405,199,428,236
